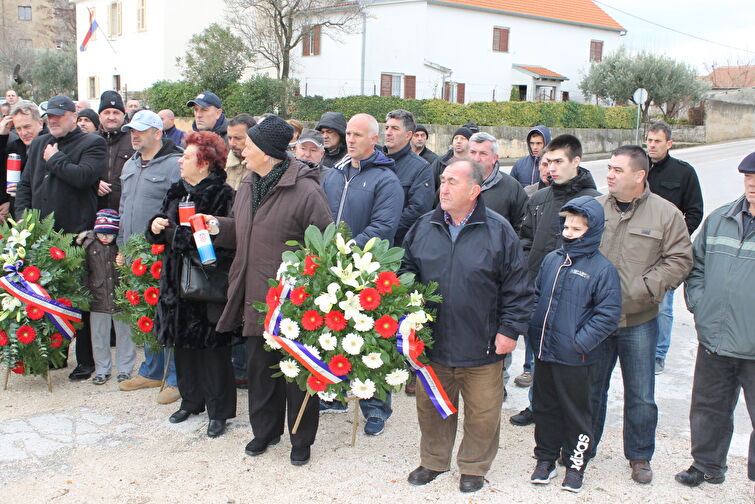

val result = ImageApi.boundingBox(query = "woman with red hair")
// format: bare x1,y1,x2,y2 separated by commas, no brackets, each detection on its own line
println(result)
146,130,237,438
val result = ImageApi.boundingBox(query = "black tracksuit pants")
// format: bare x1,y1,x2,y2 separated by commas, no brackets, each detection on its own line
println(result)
532,358,595,473
174,346,236,420
246,337,319,447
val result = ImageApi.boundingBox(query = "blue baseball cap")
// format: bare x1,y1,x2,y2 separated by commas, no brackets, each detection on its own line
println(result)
122,110,164,132
186,91,222,109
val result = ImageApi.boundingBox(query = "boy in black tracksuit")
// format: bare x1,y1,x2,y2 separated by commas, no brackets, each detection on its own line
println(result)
527,196,622,492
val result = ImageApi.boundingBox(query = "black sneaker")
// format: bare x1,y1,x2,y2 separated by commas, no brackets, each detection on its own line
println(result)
561,468,583,493
674,466,725,487
510,407,534,426
531,460,557,484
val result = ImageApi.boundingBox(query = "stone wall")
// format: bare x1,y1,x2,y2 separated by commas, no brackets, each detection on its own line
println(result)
704,89,755,144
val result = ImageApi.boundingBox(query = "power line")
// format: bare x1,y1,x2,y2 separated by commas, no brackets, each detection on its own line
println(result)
595,0,755,55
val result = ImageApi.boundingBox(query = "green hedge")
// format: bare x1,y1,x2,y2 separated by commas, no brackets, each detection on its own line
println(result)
145,79,635,129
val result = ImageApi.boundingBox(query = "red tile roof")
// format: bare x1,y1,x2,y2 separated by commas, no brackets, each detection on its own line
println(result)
431,0,625,31
702,66,755,89
515,65,568,80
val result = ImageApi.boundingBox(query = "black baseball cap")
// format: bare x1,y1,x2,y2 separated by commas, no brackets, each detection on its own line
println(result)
186,91,222,109
46,95,76,116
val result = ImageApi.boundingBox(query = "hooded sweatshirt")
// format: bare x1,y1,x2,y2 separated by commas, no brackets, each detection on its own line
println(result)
511,125,552,187
315,112,348,168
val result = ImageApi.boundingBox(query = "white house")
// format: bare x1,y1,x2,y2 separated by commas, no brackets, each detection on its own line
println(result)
293,0,626,103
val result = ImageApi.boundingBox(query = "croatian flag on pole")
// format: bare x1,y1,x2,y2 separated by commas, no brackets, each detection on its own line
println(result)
80,9,98,52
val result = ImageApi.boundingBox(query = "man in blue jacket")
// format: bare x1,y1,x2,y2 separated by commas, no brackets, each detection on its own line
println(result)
510,125,551,187
401,159,533,493
528,196,621,493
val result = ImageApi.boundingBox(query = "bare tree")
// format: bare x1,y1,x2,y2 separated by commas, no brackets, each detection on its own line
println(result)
225,0,365,81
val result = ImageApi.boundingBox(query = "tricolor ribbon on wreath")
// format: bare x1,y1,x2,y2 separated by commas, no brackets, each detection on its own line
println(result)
0,261,82,340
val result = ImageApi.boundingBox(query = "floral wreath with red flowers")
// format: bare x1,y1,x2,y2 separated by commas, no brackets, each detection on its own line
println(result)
0,210,90,377
255,223,443,408
114,234,163,349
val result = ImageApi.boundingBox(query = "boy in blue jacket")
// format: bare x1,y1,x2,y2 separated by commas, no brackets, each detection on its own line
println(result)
527,196,622,493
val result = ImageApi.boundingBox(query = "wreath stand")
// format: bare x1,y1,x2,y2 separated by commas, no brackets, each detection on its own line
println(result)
291,393,361,447
3,367,53,392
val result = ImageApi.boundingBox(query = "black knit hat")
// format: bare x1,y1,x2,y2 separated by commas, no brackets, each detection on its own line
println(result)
99,90,125,113
77,108,101,130
452,127,473,140
247,115,293,160
415,124,429,135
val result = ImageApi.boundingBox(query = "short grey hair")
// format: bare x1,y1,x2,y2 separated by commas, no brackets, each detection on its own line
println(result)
447,159,485,186
385,109,416,133
11,100,40,121
647,120,672,141
469,131,499,155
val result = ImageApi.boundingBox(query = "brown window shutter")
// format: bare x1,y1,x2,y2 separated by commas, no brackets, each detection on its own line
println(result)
492,28,500,51
456,83,465,104
380,74,392,97
590,40,603,62
313,25,321,55
302,26,310,56
501,28,509,52
443,82,450,101
404,75,416,99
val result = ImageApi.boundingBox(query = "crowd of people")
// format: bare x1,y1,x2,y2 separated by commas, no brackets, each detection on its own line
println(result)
0,86,752,495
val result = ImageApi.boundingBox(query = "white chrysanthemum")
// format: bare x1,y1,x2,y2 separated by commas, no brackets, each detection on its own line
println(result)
351,377,376,399
361,352,383,369
338,291,363,320
318,391,337,402
353,313,374,332
263,331,282,350
279,359,300,378
303,344,321,360
342,333,364,355
318,332,337,351
408,290,424,307
314,283,340,313
279,318,300,340
385,369,410,387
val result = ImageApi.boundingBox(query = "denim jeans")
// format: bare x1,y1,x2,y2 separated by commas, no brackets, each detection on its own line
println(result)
655,290,674,360
590,318,658,461
360,394,392,421
138,345,177,387
523,334,535,373
232,342,247,380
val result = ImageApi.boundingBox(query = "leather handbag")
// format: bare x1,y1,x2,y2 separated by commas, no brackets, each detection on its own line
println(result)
179,252,228,304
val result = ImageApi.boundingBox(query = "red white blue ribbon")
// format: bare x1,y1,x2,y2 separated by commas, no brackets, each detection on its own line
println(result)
264,282,292,336
396,317,457,419
269,333,343,385
0,262,82,340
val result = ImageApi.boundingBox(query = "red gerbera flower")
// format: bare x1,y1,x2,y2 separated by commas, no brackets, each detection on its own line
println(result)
50,333,64,349
328,354,352,376
56,297,72,307
25,304,45,320
375,315,398,339
49,247,66,260
375,271,400,294
22,266,41,283
0,330,8,346
358,288,381,311
301,310,324,331
324,310,347,332
11,361,25,374
290,286,310,306
150,261,162,279
307,375,328,393
131,258,147,276
137,316,154,333
16,325,37,344
151,244,165,255
302,255,321,276
144,286,160,306
265,283,284,308
125,290,141,306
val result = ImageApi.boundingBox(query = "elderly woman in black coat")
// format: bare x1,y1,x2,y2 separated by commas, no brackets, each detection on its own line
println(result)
146,130,236,438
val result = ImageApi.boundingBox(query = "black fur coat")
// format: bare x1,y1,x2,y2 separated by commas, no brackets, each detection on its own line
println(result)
146,170,236,349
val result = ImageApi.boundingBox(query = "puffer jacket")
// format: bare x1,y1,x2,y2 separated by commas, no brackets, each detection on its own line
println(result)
520,167,600,278
98,128,134,210
598,185,693,328
528,196,622,366
400,198,534,368
684,196,755,360
321,148,404,247
510,125,551,187
384,143,434,245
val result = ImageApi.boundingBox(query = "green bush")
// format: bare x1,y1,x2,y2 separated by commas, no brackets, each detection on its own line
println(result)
144,81,201,114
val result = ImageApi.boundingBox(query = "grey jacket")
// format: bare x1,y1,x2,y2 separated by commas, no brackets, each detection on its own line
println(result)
684,196,755,359
117,139,182,246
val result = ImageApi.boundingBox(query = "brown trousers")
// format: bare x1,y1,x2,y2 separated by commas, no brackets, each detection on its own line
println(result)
416,360,504,476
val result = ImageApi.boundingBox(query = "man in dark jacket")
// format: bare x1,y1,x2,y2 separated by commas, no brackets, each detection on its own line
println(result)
468,131,528,231
320,113,403,430
431,126,472,194
644,121,704,375
315,111,348,168
97,90,134,210
402,159,533,494
511,134,600,427
411,124,438,164
383,109,434,245
187,91,228,141
158,109,185,146
510,125,551,187
528,196,621,492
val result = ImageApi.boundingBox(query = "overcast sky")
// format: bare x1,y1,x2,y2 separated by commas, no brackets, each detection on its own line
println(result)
595,0,755,74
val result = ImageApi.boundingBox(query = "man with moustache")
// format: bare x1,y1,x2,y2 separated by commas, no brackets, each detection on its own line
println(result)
225,114,257,191
96,90,134,210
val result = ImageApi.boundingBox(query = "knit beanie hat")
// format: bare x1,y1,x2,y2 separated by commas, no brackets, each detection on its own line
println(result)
247,115,294,160
93,209,119,235
77,108,101,130
99,90,125,113
452,127,473,140
415,124,429,136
